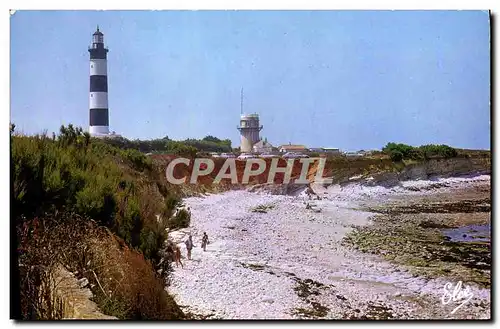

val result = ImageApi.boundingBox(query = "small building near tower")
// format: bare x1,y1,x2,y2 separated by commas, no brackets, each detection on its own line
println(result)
323,147,341,155
252,138,273,154
278,144,308,153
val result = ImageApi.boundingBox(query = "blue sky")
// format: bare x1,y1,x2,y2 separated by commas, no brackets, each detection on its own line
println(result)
10,10,490,150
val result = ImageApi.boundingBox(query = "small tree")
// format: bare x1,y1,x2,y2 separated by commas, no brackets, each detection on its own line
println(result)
390,150,403,162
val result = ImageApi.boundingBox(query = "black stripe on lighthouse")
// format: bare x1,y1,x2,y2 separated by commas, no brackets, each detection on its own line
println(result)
90,75,108,92
90,109,109,126
88,47,108,59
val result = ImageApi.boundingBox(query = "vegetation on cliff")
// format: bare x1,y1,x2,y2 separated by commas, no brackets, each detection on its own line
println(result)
382,142,458,162
101,134,232,155
12,124,190,319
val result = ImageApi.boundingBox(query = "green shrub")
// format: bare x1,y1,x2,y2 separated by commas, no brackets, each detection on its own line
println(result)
382,143,415,159
11,124,177,263
407,148,425,160
75,184,117,226
96,133,230,154
169,209,190,229
389,150,403,162
420,144,458,159
119,198,143,246
139,227,164,260
382,142,457,161
163,195,181,217
166,142,198,158
123,149,152,171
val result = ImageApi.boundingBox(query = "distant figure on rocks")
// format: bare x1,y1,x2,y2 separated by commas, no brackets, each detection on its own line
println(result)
185,235,195,260
201,232,210,252
174,244,183,268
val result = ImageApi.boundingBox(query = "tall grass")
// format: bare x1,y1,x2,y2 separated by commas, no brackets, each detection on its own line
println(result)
17,213,184,319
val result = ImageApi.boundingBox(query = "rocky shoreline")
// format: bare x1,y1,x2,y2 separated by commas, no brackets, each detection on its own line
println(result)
166,174,491,319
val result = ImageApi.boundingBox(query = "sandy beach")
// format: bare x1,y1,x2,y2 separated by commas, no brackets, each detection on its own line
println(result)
167,175,491,319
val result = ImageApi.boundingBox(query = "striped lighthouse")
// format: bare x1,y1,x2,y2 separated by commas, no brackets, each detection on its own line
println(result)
88,26,110,136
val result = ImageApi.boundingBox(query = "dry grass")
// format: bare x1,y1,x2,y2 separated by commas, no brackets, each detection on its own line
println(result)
88,229,183,319
17,213,184,320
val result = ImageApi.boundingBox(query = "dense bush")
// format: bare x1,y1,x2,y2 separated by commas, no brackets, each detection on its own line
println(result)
123,149,153,171
11,125,187,263
419,144,458,158
389,150,403,162
182,138,232,153
382,142,458,161
164,141,198,157
382,143,419,159
98,134,231,154
168,209,191,230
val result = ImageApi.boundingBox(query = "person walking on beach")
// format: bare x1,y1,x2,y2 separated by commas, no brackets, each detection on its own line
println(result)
201,232,210,252
185,235,195,260
173,244,183,268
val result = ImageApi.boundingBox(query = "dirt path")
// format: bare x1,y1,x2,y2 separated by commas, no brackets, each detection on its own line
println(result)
167,176,491,319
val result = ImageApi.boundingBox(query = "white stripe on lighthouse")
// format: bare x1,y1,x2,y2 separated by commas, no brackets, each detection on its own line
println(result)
90,59,107,76
89,125,110,135
89,92,108,109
